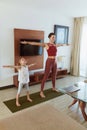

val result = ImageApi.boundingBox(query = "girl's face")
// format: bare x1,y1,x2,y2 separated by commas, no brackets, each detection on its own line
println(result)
49,35,55,43
19,58,27,66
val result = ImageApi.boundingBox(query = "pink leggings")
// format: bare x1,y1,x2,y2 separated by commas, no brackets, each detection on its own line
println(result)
41,58,57,91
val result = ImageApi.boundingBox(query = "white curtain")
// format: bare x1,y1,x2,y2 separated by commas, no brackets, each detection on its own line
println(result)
70,17,84,76
80,17,87,77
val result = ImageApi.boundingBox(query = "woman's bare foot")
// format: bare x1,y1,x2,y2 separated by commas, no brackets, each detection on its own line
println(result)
52,88,59,92
27,98,32,102
16,102,21,107
40,91,45,98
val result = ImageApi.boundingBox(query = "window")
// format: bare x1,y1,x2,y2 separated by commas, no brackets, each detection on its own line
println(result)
80,23,87,77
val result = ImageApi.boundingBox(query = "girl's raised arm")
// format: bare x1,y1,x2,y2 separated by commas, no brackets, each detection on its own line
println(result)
28,63,36,68
3,65,21,70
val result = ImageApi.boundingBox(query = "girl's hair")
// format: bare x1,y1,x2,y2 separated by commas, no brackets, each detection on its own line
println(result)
48,32,55,38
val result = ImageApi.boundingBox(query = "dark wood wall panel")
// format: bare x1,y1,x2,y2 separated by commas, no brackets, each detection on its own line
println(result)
14,28,44,70
14,28,44,87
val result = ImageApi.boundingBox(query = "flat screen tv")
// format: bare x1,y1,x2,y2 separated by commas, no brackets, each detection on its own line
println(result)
20,39,43,56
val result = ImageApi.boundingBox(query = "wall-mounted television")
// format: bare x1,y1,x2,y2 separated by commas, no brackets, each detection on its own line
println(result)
20,39,43,56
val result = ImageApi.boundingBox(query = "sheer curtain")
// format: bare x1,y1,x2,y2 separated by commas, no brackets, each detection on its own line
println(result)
70,17,84,76
80,17,87,77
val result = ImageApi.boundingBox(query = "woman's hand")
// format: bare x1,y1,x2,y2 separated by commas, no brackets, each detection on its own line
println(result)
21,41,28,44
62,43,71,46
67,43,70,46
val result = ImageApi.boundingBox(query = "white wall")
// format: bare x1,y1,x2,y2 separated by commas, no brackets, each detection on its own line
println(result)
0,2,73,87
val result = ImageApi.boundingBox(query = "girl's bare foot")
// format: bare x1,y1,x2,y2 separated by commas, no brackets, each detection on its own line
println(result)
27,98,32,102
16,102,21,107
40,91,45,98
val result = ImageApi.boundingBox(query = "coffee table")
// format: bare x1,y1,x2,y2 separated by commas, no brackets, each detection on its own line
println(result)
59,81,87,121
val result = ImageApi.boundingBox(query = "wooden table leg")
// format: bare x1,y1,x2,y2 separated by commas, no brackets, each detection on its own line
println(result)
68,99,78,108
79,101,87,121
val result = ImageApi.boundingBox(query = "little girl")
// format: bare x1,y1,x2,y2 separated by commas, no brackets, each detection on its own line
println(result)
3,58,35,107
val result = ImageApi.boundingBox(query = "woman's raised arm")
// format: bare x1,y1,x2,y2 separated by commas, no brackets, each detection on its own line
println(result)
56,43,70,47
21,41,46,47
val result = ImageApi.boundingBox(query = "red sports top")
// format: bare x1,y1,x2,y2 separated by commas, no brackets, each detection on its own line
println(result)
47,43,57,56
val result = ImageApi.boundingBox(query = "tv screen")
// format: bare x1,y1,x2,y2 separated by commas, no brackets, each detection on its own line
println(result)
20,39,43,56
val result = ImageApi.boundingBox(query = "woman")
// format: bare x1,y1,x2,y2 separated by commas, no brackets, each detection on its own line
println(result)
21,32,69,98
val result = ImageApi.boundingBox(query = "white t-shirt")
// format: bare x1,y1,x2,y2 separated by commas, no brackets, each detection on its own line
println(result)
18,66,29,83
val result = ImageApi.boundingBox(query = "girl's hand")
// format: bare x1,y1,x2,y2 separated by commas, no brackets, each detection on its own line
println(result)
31,63,36,66
3,65,9,68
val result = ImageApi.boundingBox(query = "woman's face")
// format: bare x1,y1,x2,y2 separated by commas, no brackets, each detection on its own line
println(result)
49,35,55,43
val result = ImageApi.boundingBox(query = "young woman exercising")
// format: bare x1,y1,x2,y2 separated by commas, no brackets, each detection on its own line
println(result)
21,32,69,98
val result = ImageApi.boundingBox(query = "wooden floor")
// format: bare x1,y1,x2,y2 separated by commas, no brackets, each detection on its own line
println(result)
0,75,87,128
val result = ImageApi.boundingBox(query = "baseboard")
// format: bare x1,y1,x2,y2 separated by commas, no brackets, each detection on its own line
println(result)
0,73,70,90
0,85,15,90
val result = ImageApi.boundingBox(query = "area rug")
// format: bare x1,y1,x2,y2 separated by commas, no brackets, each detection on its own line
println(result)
3,88,64,113
0,104,86,130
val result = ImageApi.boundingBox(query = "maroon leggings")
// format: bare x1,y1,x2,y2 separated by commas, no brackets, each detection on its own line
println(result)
41,58,57,91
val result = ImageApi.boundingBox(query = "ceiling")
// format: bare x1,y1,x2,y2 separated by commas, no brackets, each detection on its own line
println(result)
1,0,87,17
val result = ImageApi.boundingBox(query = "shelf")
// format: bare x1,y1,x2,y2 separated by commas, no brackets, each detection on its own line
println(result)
14,69,67,87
